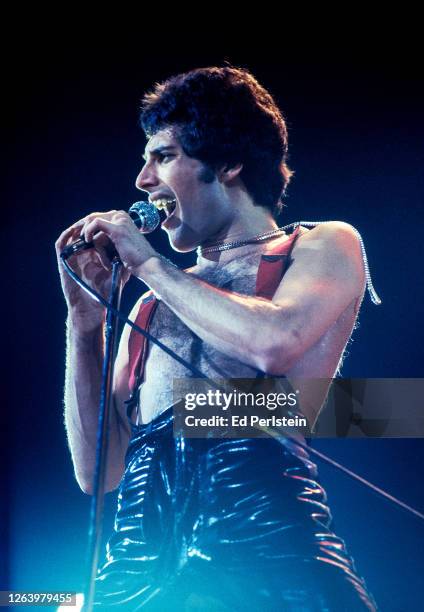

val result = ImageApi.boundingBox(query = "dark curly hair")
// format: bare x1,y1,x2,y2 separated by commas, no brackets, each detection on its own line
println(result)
140,67,293,216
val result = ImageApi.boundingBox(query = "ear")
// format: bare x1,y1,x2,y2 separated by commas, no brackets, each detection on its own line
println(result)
217,162,243,184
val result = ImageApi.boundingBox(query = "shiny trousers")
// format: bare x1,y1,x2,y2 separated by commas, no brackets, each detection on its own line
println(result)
94,408,376,611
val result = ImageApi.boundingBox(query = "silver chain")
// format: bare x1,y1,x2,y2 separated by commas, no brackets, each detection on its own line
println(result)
198,227,286,254
198,220,381,306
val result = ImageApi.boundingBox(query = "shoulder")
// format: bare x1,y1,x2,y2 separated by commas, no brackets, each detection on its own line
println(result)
295,220,360,247
291,221,366,292
294,221,362,262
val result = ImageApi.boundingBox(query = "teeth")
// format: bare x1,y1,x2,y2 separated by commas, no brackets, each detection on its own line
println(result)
152,198,176,210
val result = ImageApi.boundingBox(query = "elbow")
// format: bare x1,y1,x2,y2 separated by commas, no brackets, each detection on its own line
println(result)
76,472,121,496
74,445,127,495
78,480,120,496
255,328,300,375
76,472,96,496
79,480,94,496
75,472,94,495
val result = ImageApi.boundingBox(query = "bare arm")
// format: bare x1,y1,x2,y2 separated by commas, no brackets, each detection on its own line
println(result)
63,315,131,495
56,217,132,494
134,222,366,374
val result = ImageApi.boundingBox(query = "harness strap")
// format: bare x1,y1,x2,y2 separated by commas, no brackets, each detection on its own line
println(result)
128,291,159,391
255,226,301,299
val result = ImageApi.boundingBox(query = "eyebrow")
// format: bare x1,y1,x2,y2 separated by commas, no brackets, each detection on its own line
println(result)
142,145,176,161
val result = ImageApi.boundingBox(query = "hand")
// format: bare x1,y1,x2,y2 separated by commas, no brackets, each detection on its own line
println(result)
55,211,147,328
79,209,158,273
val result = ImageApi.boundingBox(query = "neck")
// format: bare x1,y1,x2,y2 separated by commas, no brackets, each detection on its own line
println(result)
197,204,282,267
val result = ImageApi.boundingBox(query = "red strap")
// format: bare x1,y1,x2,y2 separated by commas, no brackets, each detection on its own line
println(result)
127,269,197,393
255,226,302,299
128,291,159,390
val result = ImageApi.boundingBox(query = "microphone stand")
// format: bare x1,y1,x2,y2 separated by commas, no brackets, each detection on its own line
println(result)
84,257,123,612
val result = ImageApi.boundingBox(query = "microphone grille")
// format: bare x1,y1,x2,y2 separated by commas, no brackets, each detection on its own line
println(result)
128,201,160,233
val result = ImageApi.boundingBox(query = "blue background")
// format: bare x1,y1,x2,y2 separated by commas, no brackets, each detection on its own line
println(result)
5,40,423,611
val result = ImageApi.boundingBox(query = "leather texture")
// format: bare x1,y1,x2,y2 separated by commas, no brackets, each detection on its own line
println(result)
94,409,376,610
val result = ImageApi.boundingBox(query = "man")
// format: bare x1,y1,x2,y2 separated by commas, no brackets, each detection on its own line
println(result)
56,67,377,610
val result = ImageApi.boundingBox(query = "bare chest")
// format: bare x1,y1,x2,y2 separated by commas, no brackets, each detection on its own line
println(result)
137,256,262,424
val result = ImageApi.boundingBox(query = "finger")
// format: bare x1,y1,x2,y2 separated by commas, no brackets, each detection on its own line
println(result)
80,211,120,231
55,225,81,251
80,257,108,283
56,210,126,256
56,213,114,246
121,268,131,285
93,232,120,268
95,243,113,271
83,211,130,237
111,210,130,223
92,232,113,249
84,218,122,243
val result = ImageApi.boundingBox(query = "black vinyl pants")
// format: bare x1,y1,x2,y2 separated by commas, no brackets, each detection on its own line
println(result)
94,408,376,611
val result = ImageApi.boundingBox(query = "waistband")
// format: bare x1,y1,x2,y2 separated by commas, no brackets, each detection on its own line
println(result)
126,403,313,471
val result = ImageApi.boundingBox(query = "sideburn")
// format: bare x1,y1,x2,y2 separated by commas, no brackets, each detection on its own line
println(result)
197,164,216,184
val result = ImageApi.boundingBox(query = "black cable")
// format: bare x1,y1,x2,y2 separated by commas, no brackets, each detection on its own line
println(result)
299,441,424,522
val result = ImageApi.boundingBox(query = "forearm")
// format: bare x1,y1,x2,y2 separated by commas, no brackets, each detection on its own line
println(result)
64,316,127,494
136,256,288,372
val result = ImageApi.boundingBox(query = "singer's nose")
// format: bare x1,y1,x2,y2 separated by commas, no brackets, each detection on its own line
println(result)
135,162,158,192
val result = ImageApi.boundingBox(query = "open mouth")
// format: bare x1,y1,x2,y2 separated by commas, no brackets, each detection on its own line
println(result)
151,198,177,218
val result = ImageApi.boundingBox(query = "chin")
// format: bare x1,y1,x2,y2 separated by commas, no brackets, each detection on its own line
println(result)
168,238,199,253
165,224,201,253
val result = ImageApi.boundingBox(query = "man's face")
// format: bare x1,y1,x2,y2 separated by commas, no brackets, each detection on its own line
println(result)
135,127,234,251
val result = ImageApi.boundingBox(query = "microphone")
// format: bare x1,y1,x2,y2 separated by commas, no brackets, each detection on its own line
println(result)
60,201,160,260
